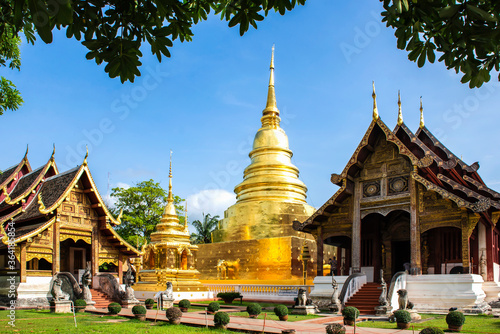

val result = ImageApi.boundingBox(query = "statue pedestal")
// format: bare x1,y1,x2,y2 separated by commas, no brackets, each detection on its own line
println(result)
375,305,392,316
85,300,96,310
51,300,72,313
121,300,141,309
162,297,174,309
328,303,341,314
409,310,421,321
291,305,317,315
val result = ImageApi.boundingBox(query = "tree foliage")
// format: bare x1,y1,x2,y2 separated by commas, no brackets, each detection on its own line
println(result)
190,213,219,244
110,179,184,249
0,26,23,114
381,0,500,88
1,0,305,83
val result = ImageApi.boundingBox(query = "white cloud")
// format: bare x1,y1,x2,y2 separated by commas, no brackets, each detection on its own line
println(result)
103,182,131,209
187,189,236,223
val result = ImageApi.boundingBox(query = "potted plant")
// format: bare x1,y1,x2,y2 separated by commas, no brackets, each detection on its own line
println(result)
107,302,122,315
178,299,191,312
132,305,147,321
341,306,359,326
420,328,445,334
213,311,230,330
246,303,262,318
274,304,289,321
393,310,411,329
217,292,242,304
446,310,465,332
207,301,220,315
326,323,346,334
74,299,86,313
145,298,155,310
165,306,183,325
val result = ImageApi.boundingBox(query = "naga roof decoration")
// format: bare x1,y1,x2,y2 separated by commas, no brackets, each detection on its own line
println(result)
0,149,32,197
295,104,500,232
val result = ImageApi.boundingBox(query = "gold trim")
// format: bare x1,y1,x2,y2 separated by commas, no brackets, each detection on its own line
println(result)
60,233,91,244
26,252,53,263
99,258,118,266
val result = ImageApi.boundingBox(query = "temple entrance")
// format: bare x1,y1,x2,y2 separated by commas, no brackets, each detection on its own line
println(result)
323,235,351,276
60,239,91,281
392,240,411,273
421,227,462,274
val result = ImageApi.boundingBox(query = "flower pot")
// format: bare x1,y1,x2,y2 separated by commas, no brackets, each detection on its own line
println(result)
344,319,355,326
75,307,85,313
169,318,181,325
135,314,146,321
249,314,258,318
215,324,227,330
146,304,153,310
279,315,288,321
448,325,463,332
222,298,234,304
397,322,410,329
180,307,189,312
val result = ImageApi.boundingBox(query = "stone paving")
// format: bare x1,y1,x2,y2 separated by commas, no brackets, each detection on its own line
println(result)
88,307,422,334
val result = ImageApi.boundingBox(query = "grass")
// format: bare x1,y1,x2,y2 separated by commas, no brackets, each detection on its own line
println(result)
357,313,500,333
0,309,237,333
194,300,287,308
227,311,321,322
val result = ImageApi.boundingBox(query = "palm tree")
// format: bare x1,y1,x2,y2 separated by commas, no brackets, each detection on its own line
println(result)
190,213,220,244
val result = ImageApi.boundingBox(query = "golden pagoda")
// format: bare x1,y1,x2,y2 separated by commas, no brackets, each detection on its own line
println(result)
134,154,207,296
198,47,333,283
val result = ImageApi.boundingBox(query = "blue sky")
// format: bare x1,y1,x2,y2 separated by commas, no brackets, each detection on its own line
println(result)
2,1,500,226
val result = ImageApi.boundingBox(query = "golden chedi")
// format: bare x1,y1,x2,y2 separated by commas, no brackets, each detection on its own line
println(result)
198,47,326,283
134,157,207,299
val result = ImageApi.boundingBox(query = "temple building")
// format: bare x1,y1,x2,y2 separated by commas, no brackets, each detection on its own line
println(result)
197,48,333,283
0,148,140,306
294,87,500,311
134,157,208,300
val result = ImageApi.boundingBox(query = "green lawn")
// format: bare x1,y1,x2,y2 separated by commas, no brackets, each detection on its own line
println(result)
227,311,321,322
193,300,290,308
357,313,500,333
0,310,237,333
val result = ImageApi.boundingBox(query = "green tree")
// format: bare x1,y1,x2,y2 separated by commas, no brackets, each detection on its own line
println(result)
190,213,220,244
0,26,23,114
1,0,305,83
110,179,184,249
381,0,500,88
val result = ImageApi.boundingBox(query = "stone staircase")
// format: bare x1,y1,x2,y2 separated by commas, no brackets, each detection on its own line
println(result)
90,289,116,309
344,282,381,314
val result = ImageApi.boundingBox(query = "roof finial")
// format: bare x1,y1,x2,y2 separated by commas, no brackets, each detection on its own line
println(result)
419,96,425,129
168,150,173,202
372,81,379,121
24,144,29,159
184,200,188,229
83,145,89,165
397,90,403,126
51,143,56,160
263,44,279,118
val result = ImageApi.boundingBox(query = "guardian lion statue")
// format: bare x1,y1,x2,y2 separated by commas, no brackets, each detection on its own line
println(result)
297,288,307,306
397,289,409,310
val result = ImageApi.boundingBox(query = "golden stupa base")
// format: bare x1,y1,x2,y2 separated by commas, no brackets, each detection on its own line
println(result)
134,269,208,293
201,278,315,286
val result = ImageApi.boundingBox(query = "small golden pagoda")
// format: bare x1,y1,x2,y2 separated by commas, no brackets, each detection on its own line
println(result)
134,156,207,295
198,47,333,283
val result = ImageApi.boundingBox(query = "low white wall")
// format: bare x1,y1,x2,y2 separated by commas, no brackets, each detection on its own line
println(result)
309,276,348,299
360,267,374,282
16,276,53,307
134,290,213,301
494,263,499,283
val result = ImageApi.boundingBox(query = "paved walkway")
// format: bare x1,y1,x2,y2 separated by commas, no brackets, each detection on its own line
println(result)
88,307,421,334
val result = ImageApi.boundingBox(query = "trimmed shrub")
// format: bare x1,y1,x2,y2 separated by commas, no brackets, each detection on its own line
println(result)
214,311,230,326
145,298,155,305
273,304,288,317
108,302,122,314
341,306,359,321
132,305,147,315
208,302,220,313
178,299,191,309
446,311,465,326
165,307,182,320
420,327,445,334
393,310,411,324
74,299,86,307
246,303,262,316
326,323,346,334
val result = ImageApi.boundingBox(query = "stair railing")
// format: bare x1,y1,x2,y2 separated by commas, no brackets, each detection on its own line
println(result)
339,272,367,306
387,271,407,310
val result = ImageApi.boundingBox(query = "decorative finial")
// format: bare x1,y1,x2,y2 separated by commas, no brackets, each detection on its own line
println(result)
83,145,89,165
24,144,29,159
168,150,173,202
372,81,379,121
117,208,123,223
184,201,188,229
397,90,403,126
263,45,280,119
51,143,56,160
419,97,425,128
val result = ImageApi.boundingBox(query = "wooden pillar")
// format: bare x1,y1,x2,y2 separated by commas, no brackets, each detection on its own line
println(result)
20,242,27,283
52,220,60,275
409,176,421,275
118,252,123,284
316,226,324,276
352,180,362,273
486,226,494,282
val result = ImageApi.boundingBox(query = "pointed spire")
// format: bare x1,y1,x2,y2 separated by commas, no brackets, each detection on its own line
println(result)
184,200,188,229
419,97,425,129
372,81,379,121
50,143,56,161
162,150,177,217
262,45,280,118
397,90,403,126
83,145,88,165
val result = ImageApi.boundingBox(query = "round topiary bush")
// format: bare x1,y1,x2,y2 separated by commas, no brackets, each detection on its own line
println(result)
326,323,346,334
273,304,288,317
74,299,86,312
341,306,359,321
393,310,411,324
165,306,183,320
108,302,122,314
420,327,445,334
214,311,230,326
132,305,147,315
178,299,191,309
208,302,220,313
246,303,262,317
145,298,155,305
446,311,465,326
